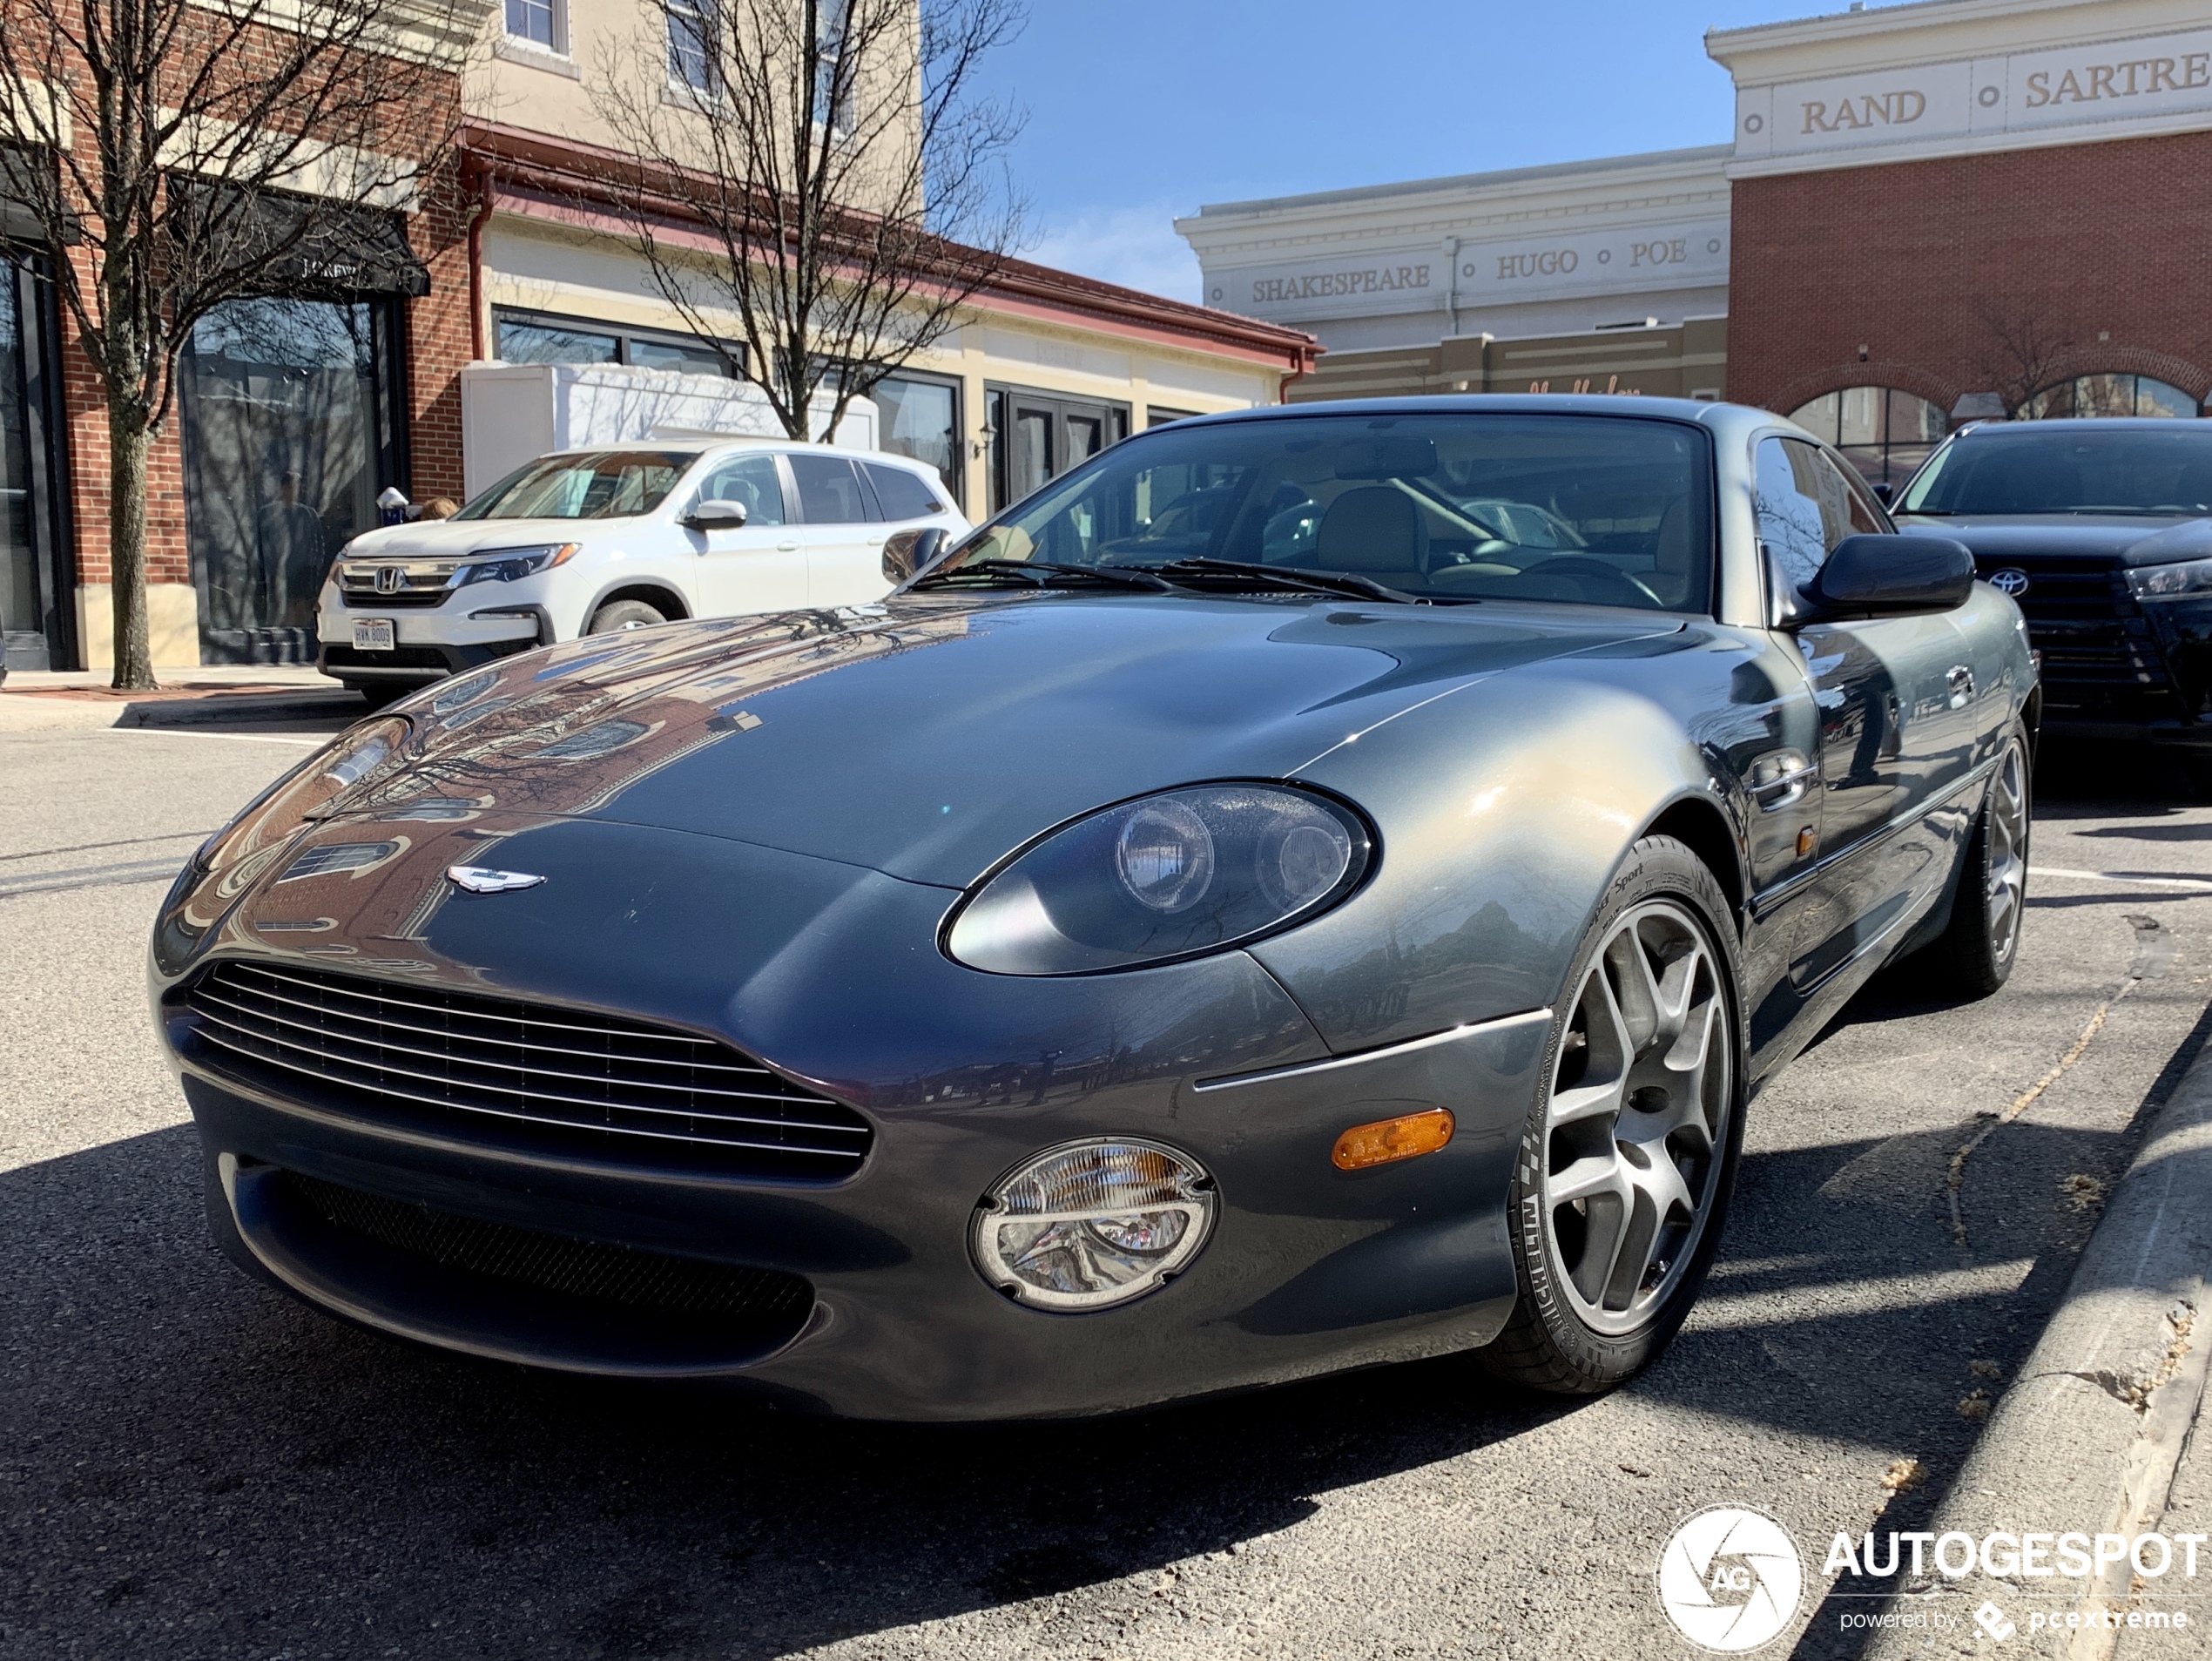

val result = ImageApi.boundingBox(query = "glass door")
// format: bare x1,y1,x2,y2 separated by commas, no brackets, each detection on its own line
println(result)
0,255,70,672
179,296,403,665
986,386,1131,515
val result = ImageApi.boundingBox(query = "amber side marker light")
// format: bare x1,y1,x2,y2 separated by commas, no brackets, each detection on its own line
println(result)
1332,1108,1455,1171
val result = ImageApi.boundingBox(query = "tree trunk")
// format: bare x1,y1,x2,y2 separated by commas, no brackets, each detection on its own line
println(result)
107,414,156,691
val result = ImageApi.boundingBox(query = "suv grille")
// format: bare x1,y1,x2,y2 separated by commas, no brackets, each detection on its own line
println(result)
1979,557,2180,722
184,961,872,1179
285,1168,815,1325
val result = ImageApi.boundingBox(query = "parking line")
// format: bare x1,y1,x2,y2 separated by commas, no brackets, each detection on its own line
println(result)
2031,866,2212,893
91,727,324,746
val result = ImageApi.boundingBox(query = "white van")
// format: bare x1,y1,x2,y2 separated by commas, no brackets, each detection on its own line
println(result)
317,440,968,704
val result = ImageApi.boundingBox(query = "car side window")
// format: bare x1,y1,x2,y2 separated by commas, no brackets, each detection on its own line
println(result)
691,455,785,527
1755,436,1875,595
789,455,878,525
863,462,944,521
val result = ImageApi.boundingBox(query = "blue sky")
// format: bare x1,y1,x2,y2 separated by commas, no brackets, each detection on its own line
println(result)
979,1,1837,300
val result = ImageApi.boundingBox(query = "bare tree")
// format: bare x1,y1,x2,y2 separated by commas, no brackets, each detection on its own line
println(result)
590,0,1027,442
1975,300,2073,416
0,0,474,688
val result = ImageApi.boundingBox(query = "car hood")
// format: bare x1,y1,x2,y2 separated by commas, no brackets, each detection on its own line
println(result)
356,592,1679,888
339,517,651,560
1896,513,2212,567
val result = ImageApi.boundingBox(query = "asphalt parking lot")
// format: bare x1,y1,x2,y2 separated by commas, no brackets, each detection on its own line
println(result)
4,722,2210,1661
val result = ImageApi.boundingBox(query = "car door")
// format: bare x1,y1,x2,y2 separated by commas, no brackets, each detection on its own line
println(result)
684,453,809,617
1757,435,1979,1007
787,452,887,608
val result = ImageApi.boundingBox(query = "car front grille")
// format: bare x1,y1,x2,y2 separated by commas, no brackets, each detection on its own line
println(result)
1980,557,2182,722
321,645,454,672
341,590,449,609
183,961,873,1179
283,1168,816,1324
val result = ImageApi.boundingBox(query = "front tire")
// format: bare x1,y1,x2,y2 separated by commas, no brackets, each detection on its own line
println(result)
1480,835,1747,1395
586,598,668,635
1924,725,2030,997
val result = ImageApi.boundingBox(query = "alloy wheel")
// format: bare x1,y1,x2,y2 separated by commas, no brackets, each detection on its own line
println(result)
1540,898,1731,1337
1985,740,2029,964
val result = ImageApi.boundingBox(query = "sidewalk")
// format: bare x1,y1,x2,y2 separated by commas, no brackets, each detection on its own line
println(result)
0,665,362,731
1863,1014,2212,1658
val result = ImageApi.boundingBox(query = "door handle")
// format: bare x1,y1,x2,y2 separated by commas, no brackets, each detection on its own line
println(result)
777,540,800,552
1749,748,1815,812
1946,665,1975,708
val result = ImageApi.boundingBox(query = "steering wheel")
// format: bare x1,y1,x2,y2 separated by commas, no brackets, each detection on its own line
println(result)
1518,557,1663,608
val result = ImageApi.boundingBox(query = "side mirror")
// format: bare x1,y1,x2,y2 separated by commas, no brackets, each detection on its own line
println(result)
882,525,948,584
684,498,748,532
1802,534,1974,621
1871,481,1897,507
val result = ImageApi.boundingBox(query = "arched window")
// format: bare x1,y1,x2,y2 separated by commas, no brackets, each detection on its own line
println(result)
2017,374,2200,420
1788,388,1948,488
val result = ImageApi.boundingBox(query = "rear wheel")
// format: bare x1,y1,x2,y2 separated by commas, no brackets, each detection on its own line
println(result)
1924,725,2030,996
587,598,668,635
1481,836,1745,1395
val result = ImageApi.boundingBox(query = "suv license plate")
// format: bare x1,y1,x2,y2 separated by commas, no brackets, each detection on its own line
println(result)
352,618,395,652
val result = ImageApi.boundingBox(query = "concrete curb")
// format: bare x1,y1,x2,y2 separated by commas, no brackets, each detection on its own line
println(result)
1859,1023,2212,1658
0,691,361,733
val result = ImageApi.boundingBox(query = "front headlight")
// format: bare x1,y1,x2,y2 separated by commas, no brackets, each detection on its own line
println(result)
2126,557,2212,600
454,543,580,586
971,1139,1217,1310
943,782,1373,975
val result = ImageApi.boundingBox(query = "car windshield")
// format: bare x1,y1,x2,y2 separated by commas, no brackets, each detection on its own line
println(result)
934,413,1714,611
453,450,697,520
1900,427,2212,517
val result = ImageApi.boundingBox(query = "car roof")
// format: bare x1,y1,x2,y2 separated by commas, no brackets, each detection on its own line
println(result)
1162,392,1775,446
1951,418,2212,438
533,440,934,471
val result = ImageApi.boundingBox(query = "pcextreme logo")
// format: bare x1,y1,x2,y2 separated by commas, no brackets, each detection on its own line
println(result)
1657,1506,1805,1652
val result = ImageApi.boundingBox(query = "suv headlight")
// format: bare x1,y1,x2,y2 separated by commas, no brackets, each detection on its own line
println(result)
971,1139,1217,1310
943,783,1372,975
454,544,580,586
2126,557,2212,600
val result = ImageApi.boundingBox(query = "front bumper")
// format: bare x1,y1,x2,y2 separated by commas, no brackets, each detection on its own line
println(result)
314,596,548,685
155,813,1546,1420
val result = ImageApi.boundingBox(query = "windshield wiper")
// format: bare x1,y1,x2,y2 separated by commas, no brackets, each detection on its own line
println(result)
1135,557,1432,604
913,559,1179,593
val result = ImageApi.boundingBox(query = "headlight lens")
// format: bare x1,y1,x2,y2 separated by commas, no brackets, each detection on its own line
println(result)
454,544,580,586
945,783,1372,975
2126,557,2212,600
970,1139,1217,1311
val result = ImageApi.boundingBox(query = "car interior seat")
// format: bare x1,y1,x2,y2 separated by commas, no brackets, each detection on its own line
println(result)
1314,487,1429,587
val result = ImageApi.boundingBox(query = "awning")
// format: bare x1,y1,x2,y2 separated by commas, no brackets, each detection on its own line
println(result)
170,179,430,300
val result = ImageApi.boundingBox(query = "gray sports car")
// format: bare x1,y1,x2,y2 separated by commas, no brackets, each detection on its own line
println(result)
152,396,2034,1418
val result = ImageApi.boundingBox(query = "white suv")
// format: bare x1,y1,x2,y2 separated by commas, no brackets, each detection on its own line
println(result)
317,441,968,703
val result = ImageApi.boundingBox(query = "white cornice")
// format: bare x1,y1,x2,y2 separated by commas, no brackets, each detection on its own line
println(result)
1707,0,2209,84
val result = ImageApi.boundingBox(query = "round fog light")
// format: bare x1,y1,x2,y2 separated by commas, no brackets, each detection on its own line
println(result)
971,1138,1217,1311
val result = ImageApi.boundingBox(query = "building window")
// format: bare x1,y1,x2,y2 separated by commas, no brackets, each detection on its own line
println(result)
815,0,854,133
494,308,744,379
1788,387,1948,488
872,371,962,509
1147,407,1200,429
985,385,1130,516
668,0,716,91
503,0,563,51
2018,374,2200,420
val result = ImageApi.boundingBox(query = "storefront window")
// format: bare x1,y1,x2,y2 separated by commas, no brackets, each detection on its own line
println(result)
986,384,1130,515
2017,374,2200,420
1788,388,1948,488
494,309,741,379
180,296,399,665
872,373,961,507
0,263,38,667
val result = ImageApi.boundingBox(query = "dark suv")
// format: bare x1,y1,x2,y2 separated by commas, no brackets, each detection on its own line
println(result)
1894,420,2212,751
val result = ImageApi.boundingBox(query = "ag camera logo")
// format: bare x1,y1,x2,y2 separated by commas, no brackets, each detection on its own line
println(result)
1657,1506,1805,1652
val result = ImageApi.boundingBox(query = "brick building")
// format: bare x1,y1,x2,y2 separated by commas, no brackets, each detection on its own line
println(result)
0,0,1312,674
1183,0,2212,492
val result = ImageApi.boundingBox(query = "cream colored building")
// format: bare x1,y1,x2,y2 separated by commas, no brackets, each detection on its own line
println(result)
458,0,1314,517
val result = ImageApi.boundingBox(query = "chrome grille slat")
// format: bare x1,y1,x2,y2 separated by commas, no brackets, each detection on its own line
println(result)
182,962,873,1178
189,997,865,1129
226,962,737,1051
199,977,779,1078
195,1029,857,1158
